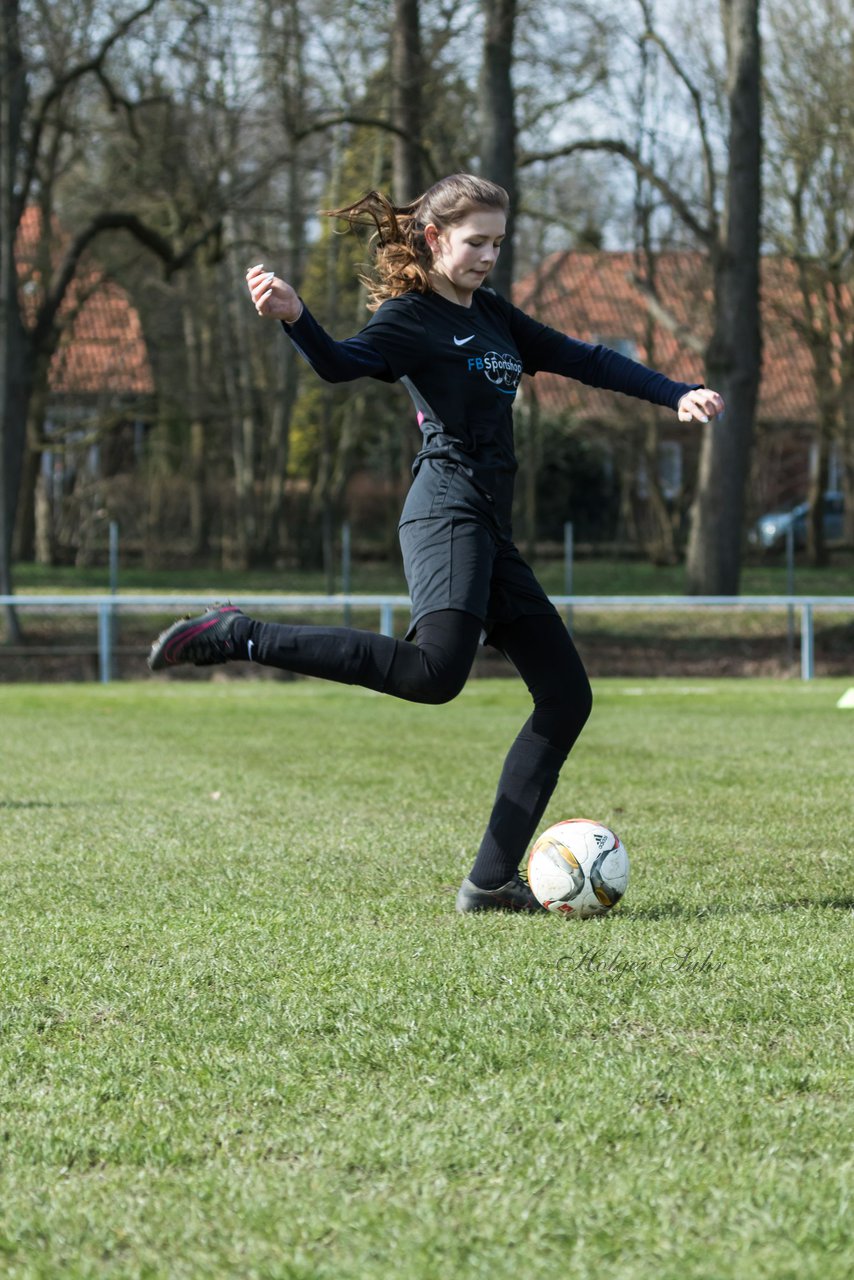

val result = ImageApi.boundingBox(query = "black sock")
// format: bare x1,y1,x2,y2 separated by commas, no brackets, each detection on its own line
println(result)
465,612,593,890
469,733,568,889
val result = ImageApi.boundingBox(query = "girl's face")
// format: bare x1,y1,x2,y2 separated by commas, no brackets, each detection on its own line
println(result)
425,207,507,303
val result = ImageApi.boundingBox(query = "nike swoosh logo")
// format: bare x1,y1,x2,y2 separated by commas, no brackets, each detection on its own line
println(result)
247,639,255,661
453,334,476,346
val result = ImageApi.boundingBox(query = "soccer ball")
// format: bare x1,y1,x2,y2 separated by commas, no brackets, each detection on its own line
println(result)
527,819,629,918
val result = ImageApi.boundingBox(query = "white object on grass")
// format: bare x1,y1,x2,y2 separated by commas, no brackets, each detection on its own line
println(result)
527,818,629,918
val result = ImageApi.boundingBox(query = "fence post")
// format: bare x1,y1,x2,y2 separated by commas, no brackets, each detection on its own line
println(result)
109,521,119,594
98,602,112,684
800,602,814,681
785,523,795,667
380,602,394,637
342,521,352,626
563,521,574,631
109,521,119,673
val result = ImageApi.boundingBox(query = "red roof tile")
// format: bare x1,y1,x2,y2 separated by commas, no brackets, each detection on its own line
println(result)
16,206,153,398
513,251,825,425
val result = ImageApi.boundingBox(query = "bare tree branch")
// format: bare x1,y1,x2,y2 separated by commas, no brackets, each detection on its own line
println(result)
294,114,441,180
519,137,713,247
92,66,171,143
34,154,300,344
629,272,707,356
20,0,175,207
34,211,182,343
638,20,718,227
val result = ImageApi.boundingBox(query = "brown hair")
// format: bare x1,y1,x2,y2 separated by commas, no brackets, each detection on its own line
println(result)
325,173,509,310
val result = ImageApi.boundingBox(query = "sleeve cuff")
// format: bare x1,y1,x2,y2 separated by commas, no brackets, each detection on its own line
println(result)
281,298,307,330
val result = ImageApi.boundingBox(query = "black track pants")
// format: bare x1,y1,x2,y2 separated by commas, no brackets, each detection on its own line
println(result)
467,612,593,888
244,609,482,704
240,608,592,885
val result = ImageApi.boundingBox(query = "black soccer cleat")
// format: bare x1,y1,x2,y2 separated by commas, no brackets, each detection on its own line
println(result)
455,872,545,914
148,604,245,671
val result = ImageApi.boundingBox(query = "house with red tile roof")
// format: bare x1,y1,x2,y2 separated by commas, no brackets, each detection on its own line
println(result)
14,206,154,515
16,204,153,422
513,251,838,514
16,206,153,401
42,276,153,402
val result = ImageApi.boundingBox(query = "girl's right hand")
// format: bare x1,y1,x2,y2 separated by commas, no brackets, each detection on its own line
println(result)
245,263,303,324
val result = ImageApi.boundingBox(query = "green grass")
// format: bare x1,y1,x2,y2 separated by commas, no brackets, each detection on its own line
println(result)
0,679,852,1278
12,549,854,597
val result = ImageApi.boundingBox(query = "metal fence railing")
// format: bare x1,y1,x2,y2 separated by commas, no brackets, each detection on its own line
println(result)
1,593,852,684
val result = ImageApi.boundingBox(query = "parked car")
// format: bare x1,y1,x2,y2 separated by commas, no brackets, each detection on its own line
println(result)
749,491,845,550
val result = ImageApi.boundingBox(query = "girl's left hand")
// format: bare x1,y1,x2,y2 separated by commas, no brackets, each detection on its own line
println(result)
677,388,725,424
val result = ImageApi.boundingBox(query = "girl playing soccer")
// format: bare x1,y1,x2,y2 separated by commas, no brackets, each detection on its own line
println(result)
149,174,724,912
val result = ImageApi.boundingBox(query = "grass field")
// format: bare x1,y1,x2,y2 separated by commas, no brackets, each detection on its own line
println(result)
12,549,854,598
1,678,852,1279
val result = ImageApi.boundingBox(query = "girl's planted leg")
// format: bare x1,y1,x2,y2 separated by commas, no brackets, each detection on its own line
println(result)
456,613,593,912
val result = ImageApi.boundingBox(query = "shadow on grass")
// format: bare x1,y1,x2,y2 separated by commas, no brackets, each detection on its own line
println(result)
0,800,85,810
624,896,854,920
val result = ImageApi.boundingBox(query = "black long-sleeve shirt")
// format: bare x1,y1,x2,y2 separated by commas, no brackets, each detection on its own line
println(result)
283,287,699,533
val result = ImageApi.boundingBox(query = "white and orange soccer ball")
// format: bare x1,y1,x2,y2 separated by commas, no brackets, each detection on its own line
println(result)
527,819,629,918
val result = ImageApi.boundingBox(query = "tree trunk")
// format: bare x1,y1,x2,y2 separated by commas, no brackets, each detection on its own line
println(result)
0,320,31,644
144,432,166,571
685,0,762,595
13,370,51,563
190,418,209,558
258,195,299,563
844,440,854,545
841,338,854,544
34,470,54,565
310,141,344,582
219,265,252,571
12,431,38,564
804,319,838,567
0,0,26,639
642,418,680,566
479,0,517,297
259,34,309,564
806,435,829,566
181,300,211,558
392,0,423,202
634,205,680,566
260,346,297,561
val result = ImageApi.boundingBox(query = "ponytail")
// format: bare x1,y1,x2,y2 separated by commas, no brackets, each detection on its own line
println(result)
325,174,509,310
